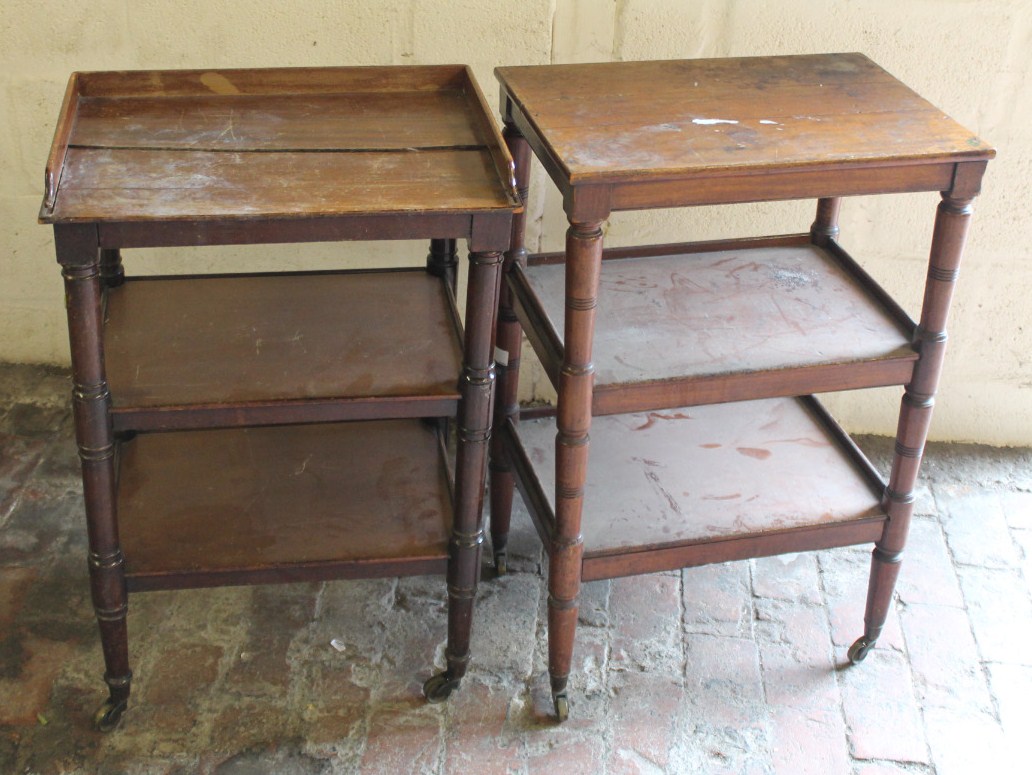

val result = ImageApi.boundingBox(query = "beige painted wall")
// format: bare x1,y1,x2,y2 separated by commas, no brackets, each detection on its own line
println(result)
2,1,1030,444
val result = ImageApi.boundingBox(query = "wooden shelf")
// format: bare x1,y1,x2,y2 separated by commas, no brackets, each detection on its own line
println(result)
41,65,519,224
496,53,993,202
118,419,453,591
505,396,887,582
105,269,463,431
513,236,916,415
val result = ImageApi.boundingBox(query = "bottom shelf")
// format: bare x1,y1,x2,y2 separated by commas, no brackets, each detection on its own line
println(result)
118,419,453,591
507,396,887,581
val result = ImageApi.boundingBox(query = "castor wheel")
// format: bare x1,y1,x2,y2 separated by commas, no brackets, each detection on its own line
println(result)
494,551,508,578
553,692,569,722
93,697,127,732
847,636,875,665
423,672,461,703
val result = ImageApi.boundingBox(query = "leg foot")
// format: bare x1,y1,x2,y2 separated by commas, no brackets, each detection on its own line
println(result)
553,691,570,722
488,463,513,581
847,636,875,665
93,696,127,732
423,672,461,703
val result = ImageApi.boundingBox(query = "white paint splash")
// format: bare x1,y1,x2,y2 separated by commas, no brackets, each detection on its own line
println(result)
692,118,738,125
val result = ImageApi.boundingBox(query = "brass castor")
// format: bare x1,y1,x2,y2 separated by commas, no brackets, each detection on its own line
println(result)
553,692,569,722
422,672,461,703
847,636,875,665
494,551,508,578
93,697,127,732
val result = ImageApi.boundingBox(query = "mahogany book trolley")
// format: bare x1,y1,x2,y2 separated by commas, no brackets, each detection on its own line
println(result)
489,53,994,720
39,65,518,729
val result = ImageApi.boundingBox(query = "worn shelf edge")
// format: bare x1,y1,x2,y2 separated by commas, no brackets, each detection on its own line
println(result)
560,147,993,187
503,396,887,582
459,66,521,210
75,64,474,98
40,73,81,219
119,419,453,591
109,395,460,434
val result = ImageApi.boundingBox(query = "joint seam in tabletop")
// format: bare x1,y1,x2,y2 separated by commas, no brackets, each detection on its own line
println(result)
66,143,490,154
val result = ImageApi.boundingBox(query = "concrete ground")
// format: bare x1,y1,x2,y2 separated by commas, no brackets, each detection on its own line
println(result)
2,362,1031,774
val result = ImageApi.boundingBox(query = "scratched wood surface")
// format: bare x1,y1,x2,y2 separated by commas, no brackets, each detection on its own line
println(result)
42,66,516,222
519,397,884,557
55,146,508,220
118,419,452,588
71,93,480,150
104,270,463,411
496,53,994,184
522,242,915,390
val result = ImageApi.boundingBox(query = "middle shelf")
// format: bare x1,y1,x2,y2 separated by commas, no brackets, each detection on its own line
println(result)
511,235,917,416
105,267,464,431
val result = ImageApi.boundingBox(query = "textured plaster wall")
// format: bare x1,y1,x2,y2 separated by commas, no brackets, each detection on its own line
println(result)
2,1,1030,444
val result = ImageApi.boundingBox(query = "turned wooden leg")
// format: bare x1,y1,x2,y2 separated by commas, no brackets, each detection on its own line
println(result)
99,248,125,288
55,225,131,730
810,197,842,247
423,248,503,703
548,219,604,721
489,123,532,577
850,192,975,664
427,238,458,297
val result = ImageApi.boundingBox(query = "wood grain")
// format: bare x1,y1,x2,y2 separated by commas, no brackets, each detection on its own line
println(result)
518,241,917,412
77,65,469,98
119,419,452,589
71,92,479,151
104,269,463,424
42,65,518,224
518,396,885,562
497,53,994,186
53,146,510,221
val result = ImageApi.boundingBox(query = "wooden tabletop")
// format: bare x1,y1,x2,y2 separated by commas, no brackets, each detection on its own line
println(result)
496,53,995,188
41,65,518,223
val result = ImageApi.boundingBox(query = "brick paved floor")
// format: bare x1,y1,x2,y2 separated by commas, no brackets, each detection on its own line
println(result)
2,363,1031,774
